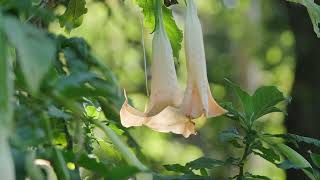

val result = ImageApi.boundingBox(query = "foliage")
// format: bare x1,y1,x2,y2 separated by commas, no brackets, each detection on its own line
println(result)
287,0,320,37
136,0,183,59
59,0,88,33
1,0,320,180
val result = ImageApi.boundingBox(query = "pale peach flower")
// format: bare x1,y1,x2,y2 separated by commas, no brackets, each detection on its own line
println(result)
120,6,196,138
181,0,226,119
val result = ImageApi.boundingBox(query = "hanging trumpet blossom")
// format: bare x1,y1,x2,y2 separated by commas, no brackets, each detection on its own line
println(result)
181,0,226,119
120,0,196,138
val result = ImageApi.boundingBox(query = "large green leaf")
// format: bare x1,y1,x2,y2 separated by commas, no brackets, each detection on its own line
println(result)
4,16,55,94
59,0,88,32
287,0,320,37
225,79,252,118
273,133,320,148
277,144,315,180
226,80,287,123
0,13,13,129
135,0,183,59
252,86,287,120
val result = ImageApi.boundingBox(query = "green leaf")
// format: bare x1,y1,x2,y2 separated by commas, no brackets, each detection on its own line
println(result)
59,0,88,33
163,164,192,174
52,148,71,180
135,0,183,59
218,128,242,142
4,16,56,94
277,160,306,170
244,172,272,180
48,105,72,120
0,14,13,129
277,144,315,180
252,142,280,164
186,157,225,170
226,79,287,123
277,144,311,168
55,72,117,98
310,152,320,168
287,0,320,37
274,133,320,148
162,6,183,59
252,86,287,120
154,174,211,180
77,154,138,179
225,79,252,119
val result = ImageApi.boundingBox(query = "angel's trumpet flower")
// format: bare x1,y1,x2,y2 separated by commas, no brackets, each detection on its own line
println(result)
0,131,15,180
120,2,196,138
181,0,226,119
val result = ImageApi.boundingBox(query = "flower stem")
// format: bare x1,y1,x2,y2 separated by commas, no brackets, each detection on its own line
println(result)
154,0,163,31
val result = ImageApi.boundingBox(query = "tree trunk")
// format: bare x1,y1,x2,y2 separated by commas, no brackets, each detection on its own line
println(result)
286,1,320,179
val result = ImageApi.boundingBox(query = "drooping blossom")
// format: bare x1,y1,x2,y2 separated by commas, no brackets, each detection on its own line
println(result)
181,0,226,119
120,3,196,138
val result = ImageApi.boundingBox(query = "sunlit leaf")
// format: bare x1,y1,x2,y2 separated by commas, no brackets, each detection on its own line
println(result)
277,144,315,179
135,0,183,59
59,0,88,32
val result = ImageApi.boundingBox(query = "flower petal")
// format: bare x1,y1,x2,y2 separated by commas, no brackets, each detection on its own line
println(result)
145,106,196,138
145,24,182,116
120,94,147,128
182,0,226,118
120,92,195,138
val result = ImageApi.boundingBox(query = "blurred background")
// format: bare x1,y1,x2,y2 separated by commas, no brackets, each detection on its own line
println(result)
50,0,320,179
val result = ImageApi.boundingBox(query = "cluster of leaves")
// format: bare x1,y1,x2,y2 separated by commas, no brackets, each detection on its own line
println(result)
164,81,320,179
2,0,320,179
0,0,147,179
